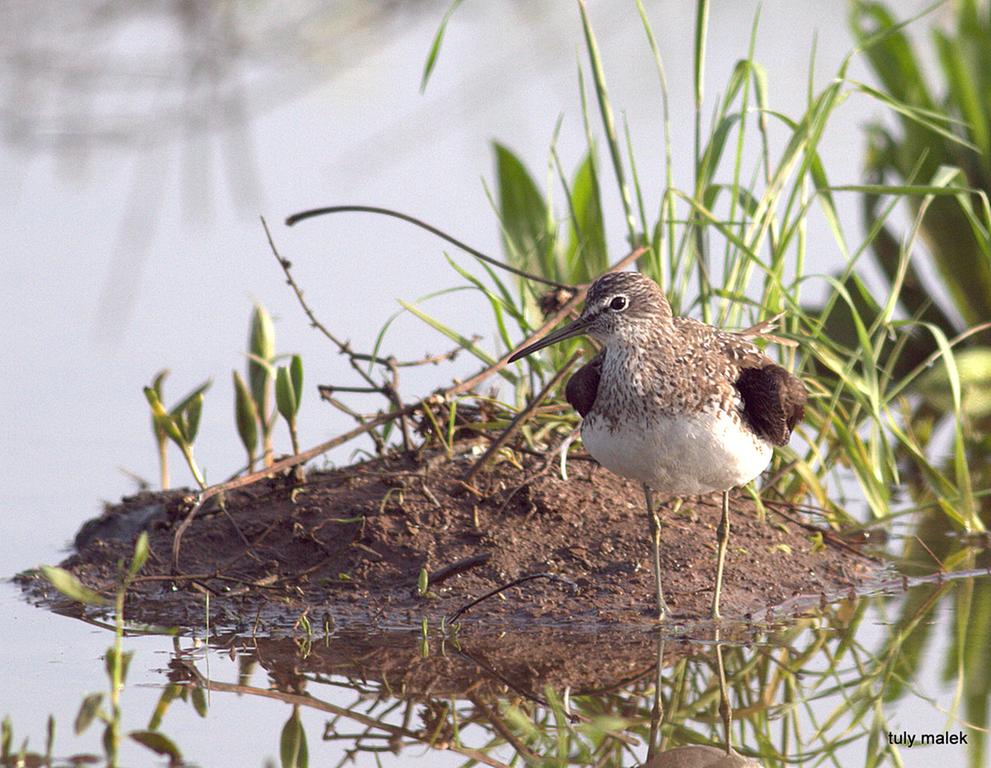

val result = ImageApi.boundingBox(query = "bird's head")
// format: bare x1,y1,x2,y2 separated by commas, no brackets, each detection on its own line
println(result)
509,271,672,361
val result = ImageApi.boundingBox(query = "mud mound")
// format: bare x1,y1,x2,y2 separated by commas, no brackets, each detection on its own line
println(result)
19,448,877,631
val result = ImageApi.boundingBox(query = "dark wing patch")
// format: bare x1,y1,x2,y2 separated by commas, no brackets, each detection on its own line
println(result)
735,364,806,446
566,352,603,417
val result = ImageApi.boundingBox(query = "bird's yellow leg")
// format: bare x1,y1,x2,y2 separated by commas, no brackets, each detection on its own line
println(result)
643,484,669,621
712,490,731,619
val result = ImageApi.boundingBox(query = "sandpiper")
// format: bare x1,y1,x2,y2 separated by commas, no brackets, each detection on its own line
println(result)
509,271,806,620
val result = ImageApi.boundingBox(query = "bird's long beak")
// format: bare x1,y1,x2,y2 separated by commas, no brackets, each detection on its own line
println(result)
508,316,592,362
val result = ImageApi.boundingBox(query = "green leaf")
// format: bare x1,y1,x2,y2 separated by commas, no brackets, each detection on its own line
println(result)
697,113,742,191
849,2,935,112
168,380,212,421
567,151,608,282
289,355,304,405
494,142,554,278
191,687,208,718
105,648,134,685
40,566,110,606
279,707,308,768
1,715,10,760
233,369,259,457
75,693,104,734
143,388,184,445
442,254,521,356
166,381,210,444
693,0,710,109
578,0,637,243
934,29,989,157
101,722,115,758
129,730,182,763
151,369,168,396
249,304,276,415
398,300,514,379
420,0,465,93
128,532,150,580
275,366,298,424
417,567,429,597
148,684,182,731
182,392,205,443
149,370,169,440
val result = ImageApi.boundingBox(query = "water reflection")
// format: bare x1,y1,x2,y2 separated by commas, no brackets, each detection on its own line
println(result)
137,585,991,766
6,574,991,767
169,625,754,766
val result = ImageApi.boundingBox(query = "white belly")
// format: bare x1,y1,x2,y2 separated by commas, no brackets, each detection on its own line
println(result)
581,409,772,496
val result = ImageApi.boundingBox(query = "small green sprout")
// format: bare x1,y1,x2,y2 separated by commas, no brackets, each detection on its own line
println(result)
148,370,170,489
1,716,11,763
40,534,167,765
809,531,826,554
248,304,277,467
143,380,211,490
39,566,110,606
279,706,308,768
276,354,305,482
232,369,259,471
420,617,430,658
275,354,304,455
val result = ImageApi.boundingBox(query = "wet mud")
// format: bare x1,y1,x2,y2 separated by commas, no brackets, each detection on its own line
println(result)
18,448,879,633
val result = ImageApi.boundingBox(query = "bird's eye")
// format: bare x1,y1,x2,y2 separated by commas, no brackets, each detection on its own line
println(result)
609,295,628,312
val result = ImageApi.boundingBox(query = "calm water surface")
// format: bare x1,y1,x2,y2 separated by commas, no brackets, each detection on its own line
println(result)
5,576,988,766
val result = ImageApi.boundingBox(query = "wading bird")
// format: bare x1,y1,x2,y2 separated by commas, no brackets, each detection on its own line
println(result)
509,271,806,620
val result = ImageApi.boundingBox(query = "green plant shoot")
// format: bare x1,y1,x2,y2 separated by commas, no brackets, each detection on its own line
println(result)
233,369,259,471
248,304,277,467
148,370,170,489
276,354,304,480
142,381,211,490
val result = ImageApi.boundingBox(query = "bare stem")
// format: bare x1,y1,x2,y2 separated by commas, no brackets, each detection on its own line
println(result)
285,204,571,289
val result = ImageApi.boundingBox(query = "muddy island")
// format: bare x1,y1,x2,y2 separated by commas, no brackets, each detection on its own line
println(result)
19,446,878,633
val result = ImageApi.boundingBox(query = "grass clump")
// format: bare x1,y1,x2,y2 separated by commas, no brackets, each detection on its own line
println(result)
387,1,989,537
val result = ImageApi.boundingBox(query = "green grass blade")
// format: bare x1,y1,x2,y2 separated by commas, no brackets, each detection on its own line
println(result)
493,142,556,279
419,0,465,93
577,0,637,243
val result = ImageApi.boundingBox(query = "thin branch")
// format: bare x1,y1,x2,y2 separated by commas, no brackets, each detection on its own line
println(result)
263,216,413,449
285,204,572,289
465,351,581,483
427,552,492,588
317,390,388,454
446,572,576,625
351,340,479,368
467,694,541,763
263,216,379,392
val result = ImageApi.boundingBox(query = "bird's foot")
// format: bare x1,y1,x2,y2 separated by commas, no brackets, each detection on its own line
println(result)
648,600,675,622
